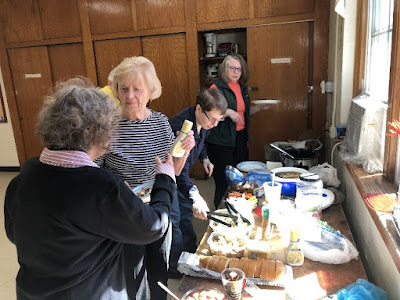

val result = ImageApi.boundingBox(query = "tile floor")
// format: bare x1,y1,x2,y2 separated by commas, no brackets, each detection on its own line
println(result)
0,171,215,300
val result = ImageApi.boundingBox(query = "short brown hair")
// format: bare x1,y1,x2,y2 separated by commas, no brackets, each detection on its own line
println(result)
196,88,228,114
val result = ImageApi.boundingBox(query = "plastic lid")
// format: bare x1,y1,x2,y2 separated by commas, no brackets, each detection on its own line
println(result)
299,173,320,182
181,120,193,133
262,207,270,220
290,229,300,241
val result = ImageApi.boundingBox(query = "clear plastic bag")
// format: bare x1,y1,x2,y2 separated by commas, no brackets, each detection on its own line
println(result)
302,225,359,264
309,163,341,188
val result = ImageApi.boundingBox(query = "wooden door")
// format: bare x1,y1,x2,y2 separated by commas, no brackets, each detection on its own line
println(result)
247,22,310,161
87,0,134,35
8,47,52,159
136,0,185,30
37,0,81,39
142,34,190,118
2,0,42,43
94,38,142,87
196,0,249,24
48,44,87,83
254,0,314,18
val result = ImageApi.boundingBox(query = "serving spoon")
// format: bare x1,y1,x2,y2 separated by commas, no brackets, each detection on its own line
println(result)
269,143,296,159
157,281,180,300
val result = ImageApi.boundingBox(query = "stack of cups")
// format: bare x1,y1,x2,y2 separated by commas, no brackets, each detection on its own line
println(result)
263,181,282,224
295,173,323,219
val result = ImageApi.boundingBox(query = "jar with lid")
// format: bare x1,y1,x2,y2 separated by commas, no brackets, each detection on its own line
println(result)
295,173,323,219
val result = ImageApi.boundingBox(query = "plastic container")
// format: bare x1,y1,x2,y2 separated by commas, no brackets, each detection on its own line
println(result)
286,229,304,266
295,173,323,219
245,240,272,260
170,120,193,157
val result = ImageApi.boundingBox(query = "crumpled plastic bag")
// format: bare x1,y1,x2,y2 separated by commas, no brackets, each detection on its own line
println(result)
302,223,359,264
336,279,387,300
309,162,341,188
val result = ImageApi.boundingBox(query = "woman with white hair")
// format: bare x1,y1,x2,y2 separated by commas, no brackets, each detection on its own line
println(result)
96,56,195,299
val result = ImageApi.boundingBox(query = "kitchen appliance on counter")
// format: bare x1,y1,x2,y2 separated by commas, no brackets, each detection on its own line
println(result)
204,33,217,57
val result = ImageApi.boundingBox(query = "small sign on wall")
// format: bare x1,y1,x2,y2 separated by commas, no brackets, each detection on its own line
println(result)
25,73,42,78
271,58,292,64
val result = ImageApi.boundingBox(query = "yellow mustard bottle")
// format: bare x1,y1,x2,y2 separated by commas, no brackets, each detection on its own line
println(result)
170,120,193,157
286,229,304,266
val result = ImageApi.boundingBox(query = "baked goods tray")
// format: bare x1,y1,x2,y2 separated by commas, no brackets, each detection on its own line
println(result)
177,252,293,287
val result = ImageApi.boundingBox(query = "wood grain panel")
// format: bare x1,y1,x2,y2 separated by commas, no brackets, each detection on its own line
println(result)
87,0,134,35
136,0,185,30
2,0,43,43
37,0,82,39
247,23,310,161
8,47,52,159
48,44,87,83
142,34,189,118
254,0,314,18
94,38,142,87
196,0,249,24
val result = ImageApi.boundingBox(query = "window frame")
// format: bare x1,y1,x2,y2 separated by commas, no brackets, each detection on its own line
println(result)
354,0,400,183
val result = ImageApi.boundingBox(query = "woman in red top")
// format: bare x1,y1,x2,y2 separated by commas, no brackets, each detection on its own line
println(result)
208,54,269,208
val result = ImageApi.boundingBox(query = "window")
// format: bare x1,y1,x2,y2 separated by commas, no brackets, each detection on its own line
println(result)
355,0,399,184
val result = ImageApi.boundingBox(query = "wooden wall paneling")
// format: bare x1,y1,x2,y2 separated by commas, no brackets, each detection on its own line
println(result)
254,0,314,18
196,0,249,24
94,38,142,87
184,0,200,101
142,34,189,118
47,44,87,83
312,0,329,156
0,86,5,122
247,23,310,161
8,47,53,160
2,0,43,43
0,26,25,164
87,0,134,35
384,0,400,181
37,0,82,40
353,0,368,98
136,0,185,30
78,0,98,85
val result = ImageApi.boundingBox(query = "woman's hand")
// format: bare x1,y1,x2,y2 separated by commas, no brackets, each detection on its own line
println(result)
192,196,209,220
202,158,214,177
226,108,242,123
155,153,175,181
179,129,195,154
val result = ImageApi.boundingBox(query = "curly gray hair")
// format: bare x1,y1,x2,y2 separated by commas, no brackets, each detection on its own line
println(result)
36,77,115,152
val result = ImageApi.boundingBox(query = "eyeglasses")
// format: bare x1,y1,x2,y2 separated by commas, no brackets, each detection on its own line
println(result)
228,66,242,72
203,110,224,123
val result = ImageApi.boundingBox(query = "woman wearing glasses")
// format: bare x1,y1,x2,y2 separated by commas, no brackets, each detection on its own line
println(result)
168,88,228,277
208,54,269,209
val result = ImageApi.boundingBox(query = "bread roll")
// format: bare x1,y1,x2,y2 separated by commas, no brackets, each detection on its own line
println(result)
229,258,240,269
237,257,250,276
215,256,230,273
199,255,212,269
207,255,220,271
247,258,257,278
274,260,284,281
254,258,263,278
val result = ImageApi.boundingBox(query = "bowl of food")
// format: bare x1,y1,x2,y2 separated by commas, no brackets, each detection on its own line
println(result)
181,287,228,300
271,167,310,196
207,232,247,258
209,209,253,237
132,181,154,203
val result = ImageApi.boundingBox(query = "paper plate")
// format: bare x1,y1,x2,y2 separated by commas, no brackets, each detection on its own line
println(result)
132,181,154,203
236,161,268,173
363,193,398,213
321,188,335,210
252,100,281,105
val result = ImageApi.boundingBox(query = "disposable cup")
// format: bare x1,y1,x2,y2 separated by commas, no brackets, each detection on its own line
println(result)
263,182,282,205
221,268,246,300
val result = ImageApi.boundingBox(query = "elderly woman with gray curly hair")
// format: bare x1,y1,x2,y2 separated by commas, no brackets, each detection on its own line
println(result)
4,77,176,300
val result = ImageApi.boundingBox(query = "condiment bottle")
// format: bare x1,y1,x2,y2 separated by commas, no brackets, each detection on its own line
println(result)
261,207,270,241
170,120,193,157
286,229,304,266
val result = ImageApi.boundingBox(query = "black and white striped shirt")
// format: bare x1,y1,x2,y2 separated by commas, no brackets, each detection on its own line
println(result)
96,110,174,188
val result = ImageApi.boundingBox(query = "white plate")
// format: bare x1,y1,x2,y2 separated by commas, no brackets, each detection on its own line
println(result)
252,100,281,105
321,188,335,210
132,181,154,203
236,161,268,173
